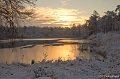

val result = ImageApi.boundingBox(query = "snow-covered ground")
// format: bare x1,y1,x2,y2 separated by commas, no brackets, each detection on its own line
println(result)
0,32,120,79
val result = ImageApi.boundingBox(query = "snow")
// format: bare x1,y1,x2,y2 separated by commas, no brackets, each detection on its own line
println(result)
35,77,51,79
0,32,120,79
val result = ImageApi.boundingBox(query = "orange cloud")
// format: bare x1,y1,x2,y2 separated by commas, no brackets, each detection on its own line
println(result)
25,7,88,27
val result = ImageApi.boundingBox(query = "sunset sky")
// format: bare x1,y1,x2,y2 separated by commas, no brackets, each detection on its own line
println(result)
27,0,120,27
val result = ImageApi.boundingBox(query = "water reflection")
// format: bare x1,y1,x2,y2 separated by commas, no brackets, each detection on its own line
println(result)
0,39,92,64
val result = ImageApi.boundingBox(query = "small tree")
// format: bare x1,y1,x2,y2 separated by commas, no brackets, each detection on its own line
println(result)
87,10,100,34
115,5,120,21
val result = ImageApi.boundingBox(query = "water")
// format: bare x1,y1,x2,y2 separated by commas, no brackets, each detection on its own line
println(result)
0,38,91,64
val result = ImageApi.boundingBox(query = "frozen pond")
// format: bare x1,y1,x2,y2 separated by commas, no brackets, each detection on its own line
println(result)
0,38,92,64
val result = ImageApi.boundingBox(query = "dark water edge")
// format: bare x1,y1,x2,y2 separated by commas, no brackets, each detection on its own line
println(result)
0,38,90,49
0,39,60,49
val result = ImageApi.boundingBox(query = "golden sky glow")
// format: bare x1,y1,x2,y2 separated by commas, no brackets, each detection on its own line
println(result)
24,0,120,27
26,7,88,27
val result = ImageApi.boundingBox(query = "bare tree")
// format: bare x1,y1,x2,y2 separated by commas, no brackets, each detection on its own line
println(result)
0,0,36,39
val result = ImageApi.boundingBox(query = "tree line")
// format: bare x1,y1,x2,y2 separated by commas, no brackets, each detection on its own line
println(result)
80,5,120,35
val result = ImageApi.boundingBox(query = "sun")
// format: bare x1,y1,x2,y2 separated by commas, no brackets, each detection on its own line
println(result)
58,15,73,21
57,15,77,27
55,8,75,22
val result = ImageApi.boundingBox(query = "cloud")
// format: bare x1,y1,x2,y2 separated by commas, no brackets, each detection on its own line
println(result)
61,0,71,6
25,7,88,27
